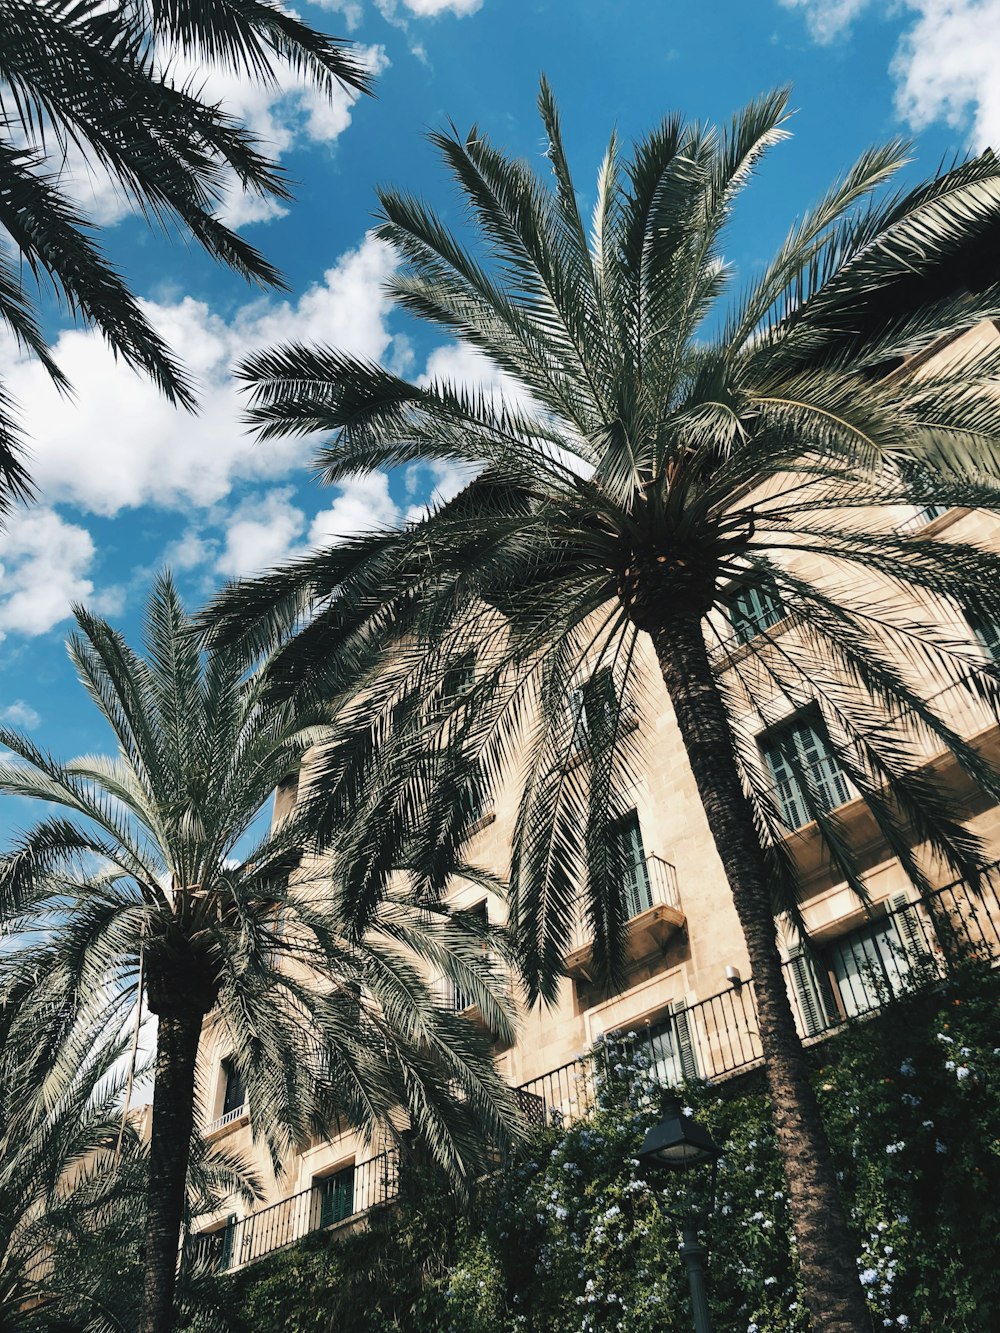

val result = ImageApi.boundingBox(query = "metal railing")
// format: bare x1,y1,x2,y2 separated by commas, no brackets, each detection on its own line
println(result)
898,503,953,535
185,1149,399,1273
567,854,681,956
521,870,1000,1130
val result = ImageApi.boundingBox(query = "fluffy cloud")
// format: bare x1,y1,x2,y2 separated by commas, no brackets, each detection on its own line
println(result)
892,2,1000,150
0,234,398,518
0,700,40,729
783,1,1000,149
395,0,484,14
779,0,870,43
216,488,308,577
308,470,401,545
0,506,120,639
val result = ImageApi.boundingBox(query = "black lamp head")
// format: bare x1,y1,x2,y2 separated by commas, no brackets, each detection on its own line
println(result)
637,1097,724,1176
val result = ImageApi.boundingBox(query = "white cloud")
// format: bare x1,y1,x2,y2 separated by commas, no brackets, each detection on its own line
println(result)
892,2,1000,150
396,0,484,14
308,0,365,28
0,234,398,519
0,506,117,639
784,1,1000,148
779,0,871,43
308,471,400,544
216,488,307,577
0,700,40,729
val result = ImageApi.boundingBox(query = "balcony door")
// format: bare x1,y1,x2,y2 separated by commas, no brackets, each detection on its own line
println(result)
612,812,652,919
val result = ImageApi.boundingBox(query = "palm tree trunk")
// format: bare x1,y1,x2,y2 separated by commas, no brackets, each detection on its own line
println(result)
139,1004,203,1333
650,612,871,1333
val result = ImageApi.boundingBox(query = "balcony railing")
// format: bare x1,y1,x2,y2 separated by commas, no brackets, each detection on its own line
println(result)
185,1150,399,1273
522,868,1000,1129
566,853,681,960
898,503,953,535
206,1104,248,1135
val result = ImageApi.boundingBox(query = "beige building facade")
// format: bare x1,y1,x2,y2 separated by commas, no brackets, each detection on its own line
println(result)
188,320,1000,1274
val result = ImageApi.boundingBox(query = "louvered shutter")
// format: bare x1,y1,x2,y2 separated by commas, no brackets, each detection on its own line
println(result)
786,946,832,1037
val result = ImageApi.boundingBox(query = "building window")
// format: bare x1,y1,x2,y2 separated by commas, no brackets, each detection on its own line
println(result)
221,1058,246,1119
641,1006,700,1086
721,577,785,646
569,667,618,750
450,901,488,1014
195,1214,237,1272
912,502,950,527
439,653,476,715
821,911,921,1019
787,901,929,1034
314,1163,355,1230
965,608,1000,667
611,811,653,919
760,711,851,829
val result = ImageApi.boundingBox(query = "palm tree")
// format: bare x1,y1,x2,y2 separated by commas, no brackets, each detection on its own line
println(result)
0,573,519,1333
0,0,372,516
0,974,253,1332
206,86,1000,1329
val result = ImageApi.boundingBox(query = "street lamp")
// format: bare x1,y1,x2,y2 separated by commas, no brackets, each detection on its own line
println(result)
637,1096,724,1333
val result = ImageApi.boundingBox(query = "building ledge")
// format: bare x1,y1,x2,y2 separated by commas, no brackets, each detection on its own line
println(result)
564,902,686,981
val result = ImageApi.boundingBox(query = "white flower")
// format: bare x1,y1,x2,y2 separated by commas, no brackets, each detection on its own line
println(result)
956,1066,971,1081
859,1268,879,1286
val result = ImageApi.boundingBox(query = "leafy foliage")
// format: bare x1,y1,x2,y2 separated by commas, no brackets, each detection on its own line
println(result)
0,573,521,1328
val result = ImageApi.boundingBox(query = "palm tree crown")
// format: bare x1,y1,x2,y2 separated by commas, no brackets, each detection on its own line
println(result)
0,573,518,1333
209,83,1000,1331
0,0,372,515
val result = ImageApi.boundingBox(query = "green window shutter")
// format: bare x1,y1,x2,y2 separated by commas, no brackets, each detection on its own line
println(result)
670,1002,700,1081
218,1214,237,1271
317,1165,356,1229
786,946,831,1038
890,892,929,967
612,812,652,917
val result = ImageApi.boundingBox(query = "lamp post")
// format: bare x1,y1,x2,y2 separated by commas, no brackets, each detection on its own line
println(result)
636,1096,724,1333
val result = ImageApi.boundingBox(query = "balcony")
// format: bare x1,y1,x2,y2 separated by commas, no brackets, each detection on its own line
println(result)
206,1103,248,1136
563,854,685,981
185,1150,399,1273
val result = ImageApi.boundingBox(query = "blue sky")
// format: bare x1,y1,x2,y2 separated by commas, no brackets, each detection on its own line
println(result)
2,0,999,832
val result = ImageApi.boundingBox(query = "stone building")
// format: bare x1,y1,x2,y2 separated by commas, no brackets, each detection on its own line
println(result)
188,319,1000,1274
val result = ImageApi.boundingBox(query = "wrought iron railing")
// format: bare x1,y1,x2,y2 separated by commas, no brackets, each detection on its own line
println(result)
185,1149,399,1273
521,871,1000,1129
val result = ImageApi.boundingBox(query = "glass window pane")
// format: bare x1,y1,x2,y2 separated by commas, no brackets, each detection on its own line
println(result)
824,919,910,1018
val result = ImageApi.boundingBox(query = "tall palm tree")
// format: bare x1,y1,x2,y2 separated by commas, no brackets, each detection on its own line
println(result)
0,974,253,1332
207,86,1000,1330
0,573,519,1333
0,0,372,516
